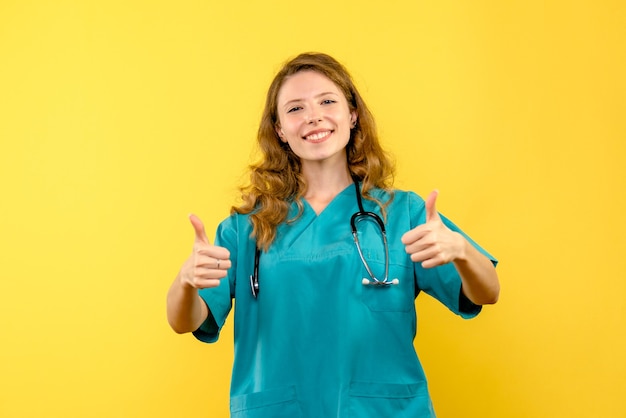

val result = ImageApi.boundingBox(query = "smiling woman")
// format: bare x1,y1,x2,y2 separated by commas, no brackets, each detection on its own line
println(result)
276,71,357,207
2,1,624,417
166,52,499,417
275,71,357,184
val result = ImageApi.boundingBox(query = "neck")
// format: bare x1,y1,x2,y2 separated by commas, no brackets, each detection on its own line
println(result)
300,164,352,214
302,167,352,198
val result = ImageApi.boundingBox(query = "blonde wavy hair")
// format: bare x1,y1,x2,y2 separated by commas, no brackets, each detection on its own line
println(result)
232,52,395,251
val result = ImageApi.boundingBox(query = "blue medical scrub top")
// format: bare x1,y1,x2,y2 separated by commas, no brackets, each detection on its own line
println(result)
193,185,497,418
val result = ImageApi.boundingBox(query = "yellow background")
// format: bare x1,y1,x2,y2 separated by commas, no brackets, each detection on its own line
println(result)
1,1,624,417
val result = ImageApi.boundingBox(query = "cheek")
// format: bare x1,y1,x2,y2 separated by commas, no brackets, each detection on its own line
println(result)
284,120,307,140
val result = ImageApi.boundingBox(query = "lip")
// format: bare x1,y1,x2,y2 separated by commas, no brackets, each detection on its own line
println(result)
302,129,333,143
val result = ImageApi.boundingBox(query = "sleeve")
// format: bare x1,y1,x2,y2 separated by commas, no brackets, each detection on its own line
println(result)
192,215,239,343
407,192,498,319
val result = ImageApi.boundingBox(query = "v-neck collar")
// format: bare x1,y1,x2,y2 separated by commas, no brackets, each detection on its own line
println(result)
301,182,356,217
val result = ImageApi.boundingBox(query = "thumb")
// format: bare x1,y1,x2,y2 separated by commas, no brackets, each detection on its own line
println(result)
425,190,441,222
189,214,210,244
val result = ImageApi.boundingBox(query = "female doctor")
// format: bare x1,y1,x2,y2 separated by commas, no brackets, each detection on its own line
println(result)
167,52,500,417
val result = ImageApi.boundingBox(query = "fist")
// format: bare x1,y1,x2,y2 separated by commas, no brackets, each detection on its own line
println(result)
180,214,232,289
401,190,465,268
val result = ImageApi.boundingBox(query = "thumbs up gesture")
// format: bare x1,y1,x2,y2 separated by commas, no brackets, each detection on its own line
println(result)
179,214,232,289
401,190,465,268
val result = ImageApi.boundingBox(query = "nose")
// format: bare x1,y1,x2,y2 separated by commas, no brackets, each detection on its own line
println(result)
305,108,322,124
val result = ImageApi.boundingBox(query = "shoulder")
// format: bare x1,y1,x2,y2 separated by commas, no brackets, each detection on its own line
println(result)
369,187,427,228
370,187,425,209
216,211,254,240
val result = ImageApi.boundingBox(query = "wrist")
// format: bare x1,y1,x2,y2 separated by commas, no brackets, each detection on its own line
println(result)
454,232,469,262
178,269,197,292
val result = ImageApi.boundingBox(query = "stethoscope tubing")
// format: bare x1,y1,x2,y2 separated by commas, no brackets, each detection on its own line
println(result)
351,180,396,286
250,178,397,298
351,214,391,286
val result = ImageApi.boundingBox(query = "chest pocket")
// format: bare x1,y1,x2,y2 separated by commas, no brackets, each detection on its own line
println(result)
357,248,414,312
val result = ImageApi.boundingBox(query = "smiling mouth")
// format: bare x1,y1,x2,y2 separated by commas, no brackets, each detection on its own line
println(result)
304,130,332,142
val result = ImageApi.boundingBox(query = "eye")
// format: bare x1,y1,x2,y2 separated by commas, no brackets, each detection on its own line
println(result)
287,106,302,113
321,99,336,105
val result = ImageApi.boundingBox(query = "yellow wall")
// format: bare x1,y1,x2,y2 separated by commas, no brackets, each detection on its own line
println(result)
1,1,624,417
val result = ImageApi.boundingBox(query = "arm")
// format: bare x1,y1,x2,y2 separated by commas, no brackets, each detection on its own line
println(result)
401,190,500,305
166,214,231,334
452,235,499,305
167,273,210,334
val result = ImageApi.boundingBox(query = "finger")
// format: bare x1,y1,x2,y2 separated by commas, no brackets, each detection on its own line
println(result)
401,223,430,245
425,190,440,222
409,245,439,263
189,214,210,245
403,239,430,256
409,249,446,269
189,278,223,290
195,255,232,270
420,257,444,269
196,246,231,261
192,266,229,280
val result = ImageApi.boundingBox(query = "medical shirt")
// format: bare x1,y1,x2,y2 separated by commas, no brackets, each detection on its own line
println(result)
194,185,497,417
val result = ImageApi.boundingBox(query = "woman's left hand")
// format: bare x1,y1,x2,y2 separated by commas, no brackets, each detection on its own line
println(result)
401,190,466,268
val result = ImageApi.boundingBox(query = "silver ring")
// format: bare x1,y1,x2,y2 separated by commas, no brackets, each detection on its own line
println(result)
216,259,221,269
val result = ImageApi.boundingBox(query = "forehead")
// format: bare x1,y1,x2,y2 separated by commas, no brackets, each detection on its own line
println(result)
277,70,344,104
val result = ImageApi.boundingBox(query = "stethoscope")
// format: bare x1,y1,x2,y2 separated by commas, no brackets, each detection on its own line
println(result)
351,179,399,287
249,177,398,298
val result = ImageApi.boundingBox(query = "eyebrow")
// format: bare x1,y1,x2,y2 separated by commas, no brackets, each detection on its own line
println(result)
281,92,340,108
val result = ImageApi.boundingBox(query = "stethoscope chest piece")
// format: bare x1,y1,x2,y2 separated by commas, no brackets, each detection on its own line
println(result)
362,277,400,286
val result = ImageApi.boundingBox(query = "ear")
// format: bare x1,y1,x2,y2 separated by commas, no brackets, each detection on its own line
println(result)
275,125,286,142
350,111,358,128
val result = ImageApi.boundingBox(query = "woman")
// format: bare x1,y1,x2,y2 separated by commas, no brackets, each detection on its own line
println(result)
167,52,499,417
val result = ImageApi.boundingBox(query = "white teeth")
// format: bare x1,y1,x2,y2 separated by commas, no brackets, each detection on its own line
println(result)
305,131,331,141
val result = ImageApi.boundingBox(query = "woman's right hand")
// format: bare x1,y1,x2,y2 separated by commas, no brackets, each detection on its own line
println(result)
179,214,232,290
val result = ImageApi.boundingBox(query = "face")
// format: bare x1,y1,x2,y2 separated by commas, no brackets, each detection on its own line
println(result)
275,70,357,170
